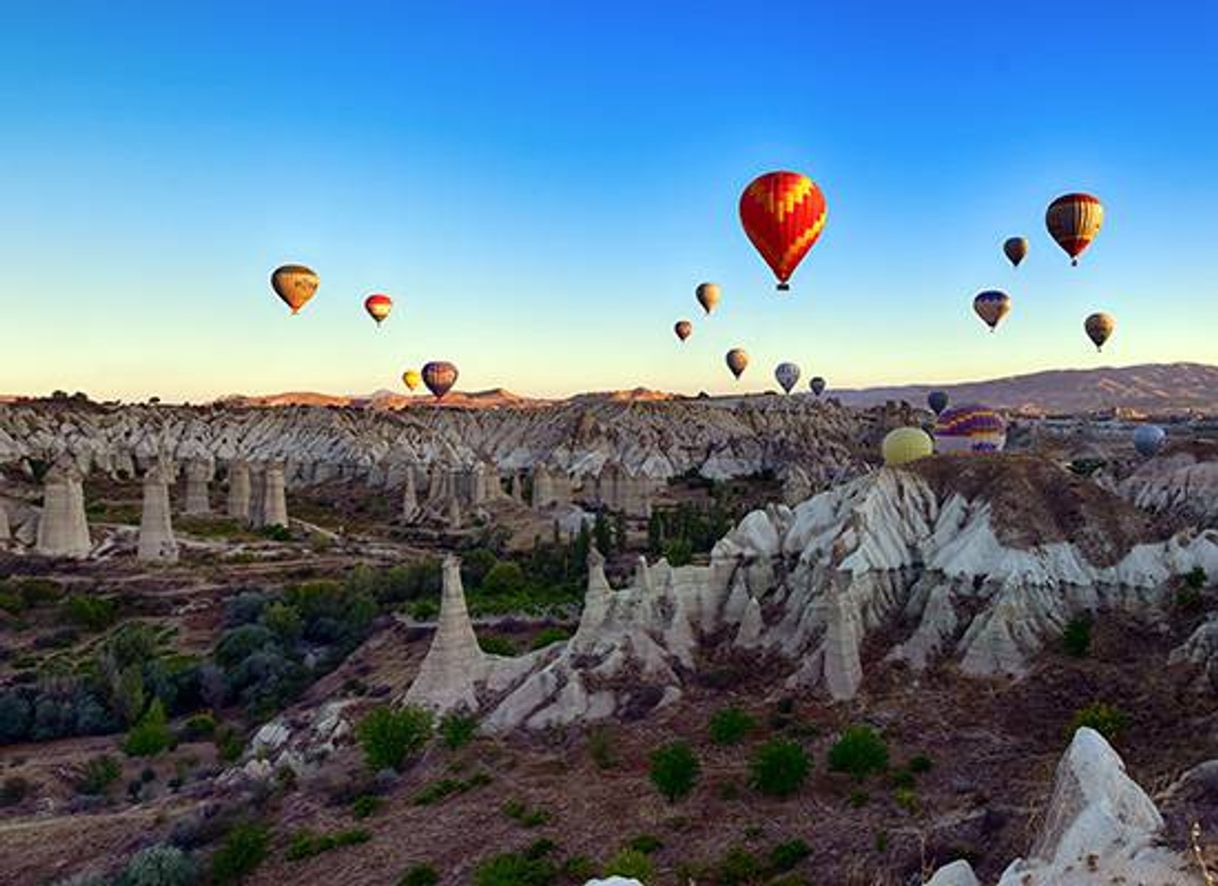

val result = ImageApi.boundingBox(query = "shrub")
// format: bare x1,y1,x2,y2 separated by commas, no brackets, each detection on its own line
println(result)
529,627,571,650
908,753,933,774
398,864,440,886
662,537,694,567
716,846,762,886
589,727,616,770
286,828,371,860
78,756,121,795
827,726,889,783
258,524,292,542
849,789,869,808
482,562,527,596
1,776,31,807
709,706,755,746
1184,566,1207,590
604,849,652,881
750,739,810,797
352,794,383,819
628,834,663,855
1062,616,1092,658
264,602,303,642
215,726,244,762
210,822,268,884
180,713,217,741
409,599,439,621
117,844,198,886
769,838,811,872
649,741,700,802
503,799,551,827
478,634,518,656
894,786,918,813
125,699,173,757
0,692,32,742
1070,702,1129,741
439,712,478,749
65,595,118,631
356,705,433,772
473,850,557,886
223,591,268,627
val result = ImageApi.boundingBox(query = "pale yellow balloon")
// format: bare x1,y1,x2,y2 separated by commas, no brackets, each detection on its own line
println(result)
402,369,422,392
882,427,933,466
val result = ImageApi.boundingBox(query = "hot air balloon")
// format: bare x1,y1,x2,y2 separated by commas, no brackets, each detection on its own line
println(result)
927,391,949,415
725,348,748,380
973,290,1012,331
674,320,693,342
739,171,827,291
882,427,933,466
1084,312,1115,351
1046,193,1104,265
696,283,721,315
402,369,422,392
421,361,458,400
1003,237,1028,268
934,404,1007,454
810,376,826,397
364,294,393,325
1133,425,1166,458
775,362,801,394
270,264,319,315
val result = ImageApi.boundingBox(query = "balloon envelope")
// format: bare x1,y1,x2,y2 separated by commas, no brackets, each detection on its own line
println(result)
973,290,1012,331
883,427,933,466
421,361,459,400
725,348,749,380
402,370,422,392
674,320,693,342
364,294,393,325
739,171,827,290
928,391,949,415
1133,425,1166,457
1003,237,1028,268
271,264,319,315
774,362,801,394
1084,312,1116,351
810,376,826,397
1046,193,1104,265
696,283,721,315
934,404,1007,454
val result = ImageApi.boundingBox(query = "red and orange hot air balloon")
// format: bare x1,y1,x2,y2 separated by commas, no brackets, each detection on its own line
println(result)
364,293,393,325
1046,193,1104,266
739,171,827,291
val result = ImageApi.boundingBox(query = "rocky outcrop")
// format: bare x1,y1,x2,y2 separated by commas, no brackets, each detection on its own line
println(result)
401,466,419,523
0,498,9,544
928,728,1203,884
226,460,251,522
1120,446,1218,527
594,462,653,518
531,464,571,508
34,461,90,558
402,556,489,713
256,461,288,528
181,458,212,515
138,461,178,563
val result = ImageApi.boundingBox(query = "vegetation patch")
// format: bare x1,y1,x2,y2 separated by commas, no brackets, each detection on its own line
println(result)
286,827,371,861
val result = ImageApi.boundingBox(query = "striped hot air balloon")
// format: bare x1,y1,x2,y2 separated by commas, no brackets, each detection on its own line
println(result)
973,290,1012,331
1046,193,1104,266
774,362,801,394
739,171,827,291
422,361,458,400
270,264,319,315
934,404,1007,455
364,293,393,325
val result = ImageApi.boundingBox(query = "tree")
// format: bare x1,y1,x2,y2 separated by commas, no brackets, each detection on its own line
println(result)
594,511,612,555
649,741,700,802
614,512,629,554
751,739,810,797
356,705,433,772
827,726,889,782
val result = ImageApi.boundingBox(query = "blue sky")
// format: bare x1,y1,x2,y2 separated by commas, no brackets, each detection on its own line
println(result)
1,1,1215,400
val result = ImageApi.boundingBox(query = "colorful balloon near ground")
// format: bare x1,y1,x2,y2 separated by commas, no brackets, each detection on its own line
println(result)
973,290,1012,331
422,361,459,399
774,362,801,394
934,404,1007,454
810,376,826,397
1046,193,1104,266
882,427,933,466
364,294,393,325
270,264,319,315
674,320,692,342
1133,425,1166,457
739,171,827,291
725,348,748,380
1084,312,1115,351
928,391,949,415
402,369,421,392
1003,237,1028,268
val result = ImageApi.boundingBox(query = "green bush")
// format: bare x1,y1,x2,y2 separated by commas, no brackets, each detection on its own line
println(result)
1062,616,1092,657
356,704,434,771
124,699,173,757
907,754,933,775
263,602,303,642
211,822,268,884
180,712,217,741
750,739,810,797
827,726,889,783
769,838,811,872
709,706,755,746
352,794,383,819
649,741,700,802
117,844,198,886
286,828,371,861
474,850,556,886
478,634,518,656
604,849,652,881
65,594,118,631
439,712,478,749
1070,702,1129,741
848,789,869,808
662,537,694,567
627,834,663,855
258,524,292,542
215,726,244,762
1184,566,1207,590
412,771,491,806
715,846,762,886
589,727,616,770
78,755,122,795
893,786,918,813
398,864,440,886
503,798,551,827
529,627,571,650
409,599,439,621
482,562,527,596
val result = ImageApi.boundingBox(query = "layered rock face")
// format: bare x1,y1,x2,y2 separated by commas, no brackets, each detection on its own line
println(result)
1120,444,1218,528
531,464,571,508
34,461,91,558
226,460,251,522
593,462,654,517
927,728,1203,884
402,557,489,711
138,461,178,563
181,458,212,515
254,462,288,528
0,499,9,544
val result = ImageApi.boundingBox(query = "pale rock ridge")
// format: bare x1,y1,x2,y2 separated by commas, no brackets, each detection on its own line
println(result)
1119,449,1218,527
181,458,213,515
401,465,419,523
138,460,179,563
226,460,251,522
402,556,489,713
531,463,571,508
35,460,91,558
0,498,9,544
255,461,288,528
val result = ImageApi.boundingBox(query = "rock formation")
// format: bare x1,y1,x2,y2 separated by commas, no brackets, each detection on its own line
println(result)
401,466,419,523
181,458,212,515
1120,444,1218,528
226,460,251,522
402,556,489,712
34,461,91,558
531,464,571,508
138,461,178,563
927,727,1203,884
0,499,9,544
595,462,653,517
255,461,288,528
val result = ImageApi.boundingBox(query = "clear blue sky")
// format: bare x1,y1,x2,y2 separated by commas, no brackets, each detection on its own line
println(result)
1,1,1215,401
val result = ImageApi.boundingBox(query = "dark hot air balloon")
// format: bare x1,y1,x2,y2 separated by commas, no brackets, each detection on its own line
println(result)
725,349,748,380
1003,237,1028,268
739,171,827,290
674,320,692,342
1084,312,1115,351
973,290,1012,331
810,376,826,397
422,361,459,400
1046,193,1104,265
774,362,800,394
271,264,319,315
927,391,949,415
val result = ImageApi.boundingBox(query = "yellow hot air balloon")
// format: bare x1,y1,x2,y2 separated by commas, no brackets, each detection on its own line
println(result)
882,427,933,466
725,348,748,379
696,282,721,315
402,369,422,392
271,264,319,315
1084,312,1115,351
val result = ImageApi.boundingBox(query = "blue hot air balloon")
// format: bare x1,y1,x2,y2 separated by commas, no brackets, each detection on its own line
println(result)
928,391,949,415
1133,425,1166,458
